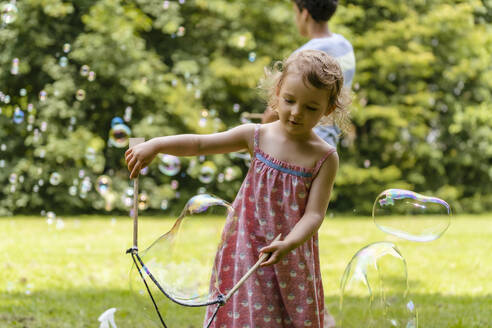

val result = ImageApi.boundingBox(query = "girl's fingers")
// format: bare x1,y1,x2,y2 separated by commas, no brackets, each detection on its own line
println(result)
130,162,141,179
260,251,278,267
125,152,133,163
127,156,137,172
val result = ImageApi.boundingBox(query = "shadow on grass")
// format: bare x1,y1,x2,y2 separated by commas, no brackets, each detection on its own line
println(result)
1,288,491,328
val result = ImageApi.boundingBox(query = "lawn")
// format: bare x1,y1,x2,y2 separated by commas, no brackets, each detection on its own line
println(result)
0,214,491,327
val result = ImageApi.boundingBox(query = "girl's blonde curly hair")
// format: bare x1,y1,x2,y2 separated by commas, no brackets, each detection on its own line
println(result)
259,49,351,134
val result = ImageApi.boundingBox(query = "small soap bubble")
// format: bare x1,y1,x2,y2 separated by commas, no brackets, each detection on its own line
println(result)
19,88,27,96
199,117,207,127
56,218,65,230
158,154,181,176
111,117,124,128
10,58,19,75
138,192,149,211
0,160,5,168
13,107,24,124
248,52,256,62
40,121,47,132
49,172,62,185
9,173,17,184
39,90,47,101
108,123,131,148
233,103,240,113
373,189,451,242
1,2,18,25
96,175,111,196
0,144,5,151
124,106,132,122
80,177,92,193
163,0,170,9
59,56,68,67
75,89,86,101
198,161,217,184
160,199,169,210
171,179,179,190
46,211,56,224
63,43,71,53
68,185,77,196
177,26,186,37
224,166,241,181
87,71,96,82
80,65,90,77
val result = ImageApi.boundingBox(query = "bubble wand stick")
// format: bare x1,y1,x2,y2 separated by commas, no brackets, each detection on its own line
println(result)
129,137,145,252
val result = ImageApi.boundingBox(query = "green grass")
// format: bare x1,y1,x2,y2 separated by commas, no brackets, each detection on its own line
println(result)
0,214,491,327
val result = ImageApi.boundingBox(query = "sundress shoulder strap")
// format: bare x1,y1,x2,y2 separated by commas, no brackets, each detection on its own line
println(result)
253,124,261,153
312,148,337,178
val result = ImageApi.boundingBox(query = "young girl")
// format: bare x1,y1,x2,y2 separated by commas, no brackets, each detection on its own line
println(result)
125,49,350,328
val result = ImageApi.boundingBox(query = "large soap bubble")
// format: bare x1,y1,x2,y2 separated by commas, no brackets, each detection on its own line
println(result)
373,189,451,242
129,194,237,326
340,242,417,328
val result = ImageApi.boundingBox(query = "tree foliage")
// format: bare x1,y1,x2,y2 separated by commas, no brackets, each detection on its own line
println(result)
0,0,490,216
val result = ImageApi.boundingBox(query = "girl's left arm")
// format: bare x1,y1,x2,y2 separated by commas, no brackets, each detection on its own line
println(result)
260,151,339,266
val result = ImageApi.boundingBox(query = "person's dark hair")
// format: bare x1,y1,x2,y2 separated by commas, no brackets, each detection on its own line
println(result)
293,0,338,22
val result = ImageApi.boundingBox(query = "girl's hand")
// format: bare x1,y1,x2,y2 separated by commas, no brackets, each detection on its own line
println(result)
125,140,158,179
259,237,292,267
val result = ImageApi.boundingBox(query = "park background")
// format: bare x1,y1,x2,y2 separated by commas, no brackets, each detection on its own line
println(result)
0,0,491,327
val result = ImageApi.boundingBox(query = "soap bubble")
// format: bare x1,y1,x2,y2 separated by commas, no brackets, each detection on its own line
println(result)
13,107,24,124
340,242,418,328
95,175,111,196
158,154,181,176
138,192,148,211
75,89,86,101
110,117,124,128
80,65,90,77
198,161,217,184
1,2,17,25
39,90,47,101
10,57,19,75
124,106,132,122
129,194,236,326
224,166,241,181
59,56,68,67
108,123,131,148
49,172,62,186
248,52,256,62
63,43,71,53
87,71,96,82
373,189,451,242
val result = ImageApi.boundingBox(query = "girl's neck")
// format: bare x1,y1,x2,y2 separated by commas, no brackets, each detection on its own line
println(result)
275,121,314,143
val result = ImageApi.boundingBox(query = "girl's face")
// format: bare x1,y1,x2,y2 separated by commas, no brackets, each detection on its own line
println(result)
276,72,334,137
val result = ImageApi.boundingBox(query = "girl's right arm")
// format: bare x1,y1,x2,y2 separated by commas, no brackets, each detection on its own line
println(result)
125,123,255,178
